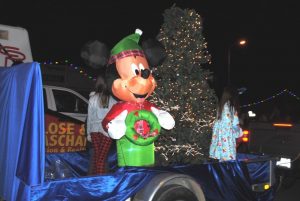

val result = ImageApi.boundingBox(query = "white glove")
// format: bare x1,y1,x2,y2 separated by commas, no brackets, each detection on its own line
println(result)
87,135,92,142
107,110,128,139
151,107,175,130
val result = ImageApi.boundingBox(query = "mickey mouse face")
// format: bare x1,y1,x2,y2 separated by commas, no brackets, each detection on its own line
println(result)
112,55,156,103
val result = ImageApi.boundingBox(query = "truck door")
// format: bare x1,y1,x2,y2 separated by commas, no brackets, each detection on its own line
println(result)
45,85,88,122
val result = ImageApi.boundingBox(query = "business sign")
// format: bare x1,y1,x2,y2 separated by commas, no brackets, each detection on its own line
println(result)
45,113,87,153
0,24,33,67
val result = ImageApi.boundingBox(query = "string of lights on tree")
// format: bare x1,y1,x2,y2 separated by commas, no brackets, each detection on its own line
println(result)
241,89,300,108
152,5,217,165
40,60,97,81
155,141,203,162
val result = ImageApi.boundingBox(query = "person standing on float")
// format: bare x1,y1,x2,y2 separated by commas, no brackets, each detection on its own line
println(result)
86,75,117,174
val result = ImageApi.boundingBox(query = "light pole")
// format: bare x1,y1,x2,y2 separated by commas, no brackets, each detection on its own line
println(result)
227,39,247,85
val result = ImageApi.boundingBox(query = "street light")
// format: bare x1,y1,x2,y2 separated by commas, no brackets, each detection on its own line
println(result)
227,39,247,85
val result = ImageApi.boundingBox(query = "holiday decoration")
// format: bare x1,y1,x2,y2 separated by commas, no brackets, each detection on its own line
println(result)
151,5,218,165
241,89,300,108
101,29,175,167
40,60,97,80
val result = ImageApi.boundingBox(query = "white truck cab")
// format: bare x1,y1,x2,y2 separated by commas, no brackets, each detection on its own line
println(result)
43,85,88,122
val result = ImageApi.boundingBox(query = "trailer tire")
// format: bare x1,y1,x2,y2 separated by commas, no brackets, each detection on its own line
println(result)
152,184,198,201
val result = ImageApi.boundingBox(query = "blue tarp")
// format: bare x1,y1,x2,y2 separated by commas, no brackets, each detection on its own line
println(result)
39,152,276,201
0,62,276,201
0,62,45,201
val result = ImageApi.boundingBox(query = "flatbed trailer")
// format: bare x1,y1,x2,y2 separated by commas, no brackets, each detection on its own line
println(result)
0,63,277,201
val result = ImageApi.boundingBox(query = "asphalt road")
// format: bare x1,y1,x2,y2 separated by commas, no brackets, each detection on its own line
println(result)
274,177,300,201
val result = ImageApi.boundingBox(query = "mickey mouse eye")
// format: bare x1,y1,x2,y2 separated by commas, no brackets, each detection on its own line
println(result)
131,63,139,75
138,63,145,71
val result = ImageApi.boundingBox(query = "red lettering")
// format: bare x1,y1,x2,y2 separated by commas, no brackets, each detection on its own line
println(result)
0,46,26,66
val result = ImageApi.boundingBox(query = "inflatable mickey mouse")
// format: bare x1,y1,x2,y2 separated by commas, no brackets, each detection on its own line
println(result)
102,29,175,167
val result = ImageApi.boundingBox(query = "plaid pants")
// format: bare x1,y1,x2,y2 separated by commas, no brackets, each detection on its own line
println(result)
91,132,112,174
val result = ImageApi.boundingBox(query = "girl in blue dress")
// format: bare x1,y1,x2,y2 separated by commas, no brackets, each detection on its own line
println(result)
209,86,243,161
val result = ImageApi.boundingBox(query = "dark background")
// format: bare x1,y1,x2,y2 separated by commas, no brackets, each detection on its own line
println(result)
2,0,300,117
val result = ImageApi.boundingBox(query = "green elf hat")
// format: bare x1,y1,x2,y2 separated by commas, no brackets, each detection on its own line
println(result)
108,29,145,64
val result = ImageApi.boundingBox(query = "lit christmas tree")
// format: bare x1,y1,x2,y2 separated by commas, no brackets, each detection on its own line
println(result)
151,5,218,165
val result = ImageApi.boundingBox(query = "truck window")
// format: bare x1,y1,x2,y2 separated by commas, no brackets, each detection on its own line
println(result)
52,89,88,113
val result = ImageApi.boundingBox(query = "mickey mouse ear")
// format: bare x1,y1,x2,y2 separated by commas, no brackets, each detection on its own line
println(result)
80,40,109,69
142,39,167,67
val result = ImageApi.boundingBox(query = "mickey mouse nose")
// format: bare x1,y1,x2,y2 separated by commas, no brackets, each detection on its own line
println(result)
141,69,150,79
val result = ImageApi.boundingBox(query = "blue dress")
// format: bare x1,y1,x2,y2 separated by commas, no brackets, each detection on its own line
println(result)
209,102,243,161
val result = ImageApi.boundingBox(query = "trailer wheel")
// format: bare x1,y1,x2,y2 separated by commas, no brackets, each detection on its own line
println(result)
153,184,199,201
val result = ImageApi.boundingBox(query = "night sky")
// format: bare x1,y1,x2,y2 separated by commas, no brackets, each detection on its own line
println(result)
2,0,300,115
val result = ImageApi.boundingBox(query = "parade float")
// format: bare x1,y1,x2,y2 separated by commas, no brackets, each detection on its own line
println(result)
0,25,277,201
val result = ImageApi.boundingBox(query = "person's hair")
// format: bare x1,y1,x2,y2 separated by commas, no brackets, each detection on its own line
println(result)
217,86,240,119
94,75,109,108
